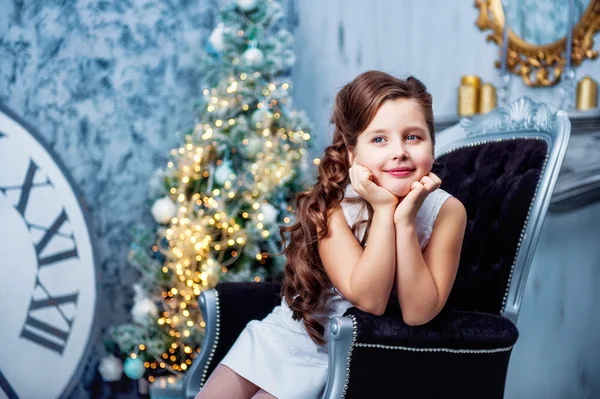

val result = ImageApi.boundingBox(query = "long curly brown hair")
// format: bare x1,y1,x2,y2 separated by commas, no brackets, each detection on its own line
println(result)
279,71,435,346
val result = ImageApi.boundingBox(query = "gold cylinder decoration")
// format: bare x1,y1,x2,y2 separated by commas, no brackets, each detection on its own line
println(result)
479,83,497,114
461,75,482,89
576,76,598,110
458,75,481,116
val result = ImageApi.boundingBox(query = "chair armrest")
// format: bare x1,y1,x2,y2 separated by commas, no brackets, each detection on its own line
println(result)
322,307,519,399
183,282,282,398
344,306,518,350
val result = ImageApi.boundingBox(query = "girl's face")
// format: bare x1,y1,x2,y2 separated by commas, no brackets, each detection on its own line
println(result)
348,98,435,198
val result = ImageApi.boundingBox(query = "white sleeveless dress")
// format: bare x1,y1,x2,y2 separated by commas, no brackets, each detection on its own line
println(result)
218,185,452,399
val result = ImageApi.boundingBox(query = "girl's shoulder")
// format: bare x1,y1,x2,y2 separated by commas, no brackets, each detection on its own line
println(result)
418,188,453,224
340,184,365,219
340,184,369,241
427,187,452,204
416,189,456,249
342,183,360,201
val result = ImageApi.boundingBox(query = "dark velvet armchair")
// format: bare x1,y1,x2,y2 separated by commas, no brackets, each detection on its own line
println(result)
150,97,570,399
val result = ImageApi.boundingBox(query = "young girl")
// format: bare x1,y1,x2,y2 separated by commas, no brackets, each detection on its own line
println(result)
197,71,467,399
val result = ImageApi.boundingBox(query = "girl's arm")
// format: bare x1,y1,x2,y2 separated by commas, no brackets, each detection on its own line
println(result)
394,196,466,325
318,204,396,315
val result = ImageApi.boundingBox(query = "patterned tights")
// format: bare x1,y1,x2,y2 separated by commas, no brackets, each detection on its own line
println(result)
194,364,277,399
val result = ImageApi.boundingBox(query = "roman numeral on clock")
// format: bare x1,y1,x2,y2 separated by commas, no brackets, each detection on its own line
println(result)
0,158,79,266
20,277,79,355
35,208,79,267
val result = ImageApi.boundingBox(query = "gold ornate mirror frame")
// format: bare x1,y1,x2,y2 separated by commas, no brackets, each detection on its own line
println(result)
475,0,600,87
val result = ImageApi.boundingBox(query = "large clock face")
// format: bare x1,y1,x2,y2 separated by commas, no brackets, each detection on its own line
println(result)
0,105,98,399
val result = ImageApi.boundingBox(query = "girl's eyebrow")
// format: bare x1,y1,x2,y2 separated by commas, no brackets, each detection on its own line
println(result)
366,128,389,135
366,125,427,135
402,125,428,134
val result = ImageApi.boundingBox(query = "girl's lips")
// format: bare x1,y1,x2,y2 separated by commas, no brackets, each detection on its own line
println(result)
386,169,414,177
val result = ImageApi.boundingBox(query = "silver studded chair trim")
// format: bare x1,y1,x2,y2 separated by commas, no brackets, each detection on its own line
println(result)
175,289,220,399
343,315,358,399
199,289,220,389
354,343,513,354
321,316,357,399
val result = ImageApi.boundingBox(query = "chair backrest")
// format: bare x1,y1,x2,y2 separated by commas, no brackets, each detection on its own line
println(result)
434,97,570,324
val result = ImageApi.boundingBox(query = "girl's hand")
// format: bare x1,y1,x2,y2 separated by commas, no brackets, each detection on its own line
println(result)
394,172,442,226
349,162,398,211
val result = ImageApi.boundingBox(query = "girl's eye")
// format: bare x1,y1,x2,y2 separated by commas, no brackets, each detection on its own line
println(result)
372,136,385,144
406,135,419,141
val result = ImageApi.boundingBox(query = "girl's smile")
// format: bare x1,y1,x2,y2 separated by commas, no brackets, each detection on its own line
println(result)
385,167,415,178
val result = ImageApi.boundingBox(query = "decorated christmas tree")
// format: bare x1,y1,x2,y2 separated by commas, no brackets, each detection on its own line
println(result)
100,0,316,383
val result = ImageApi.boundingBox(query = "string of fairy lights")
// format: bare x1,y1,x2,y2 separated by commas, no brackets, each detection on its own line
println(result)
127,70,317,379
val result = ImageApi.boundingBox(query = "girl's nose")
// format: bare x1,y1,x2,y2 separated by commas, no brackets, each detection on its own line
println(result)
391,145,408,160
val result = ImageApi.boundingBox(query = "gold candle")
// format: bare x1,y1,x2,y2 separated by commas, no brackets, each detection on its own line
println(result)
479,83,497,114
576,76,598,110
458,75,481,116
461,75,482,89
